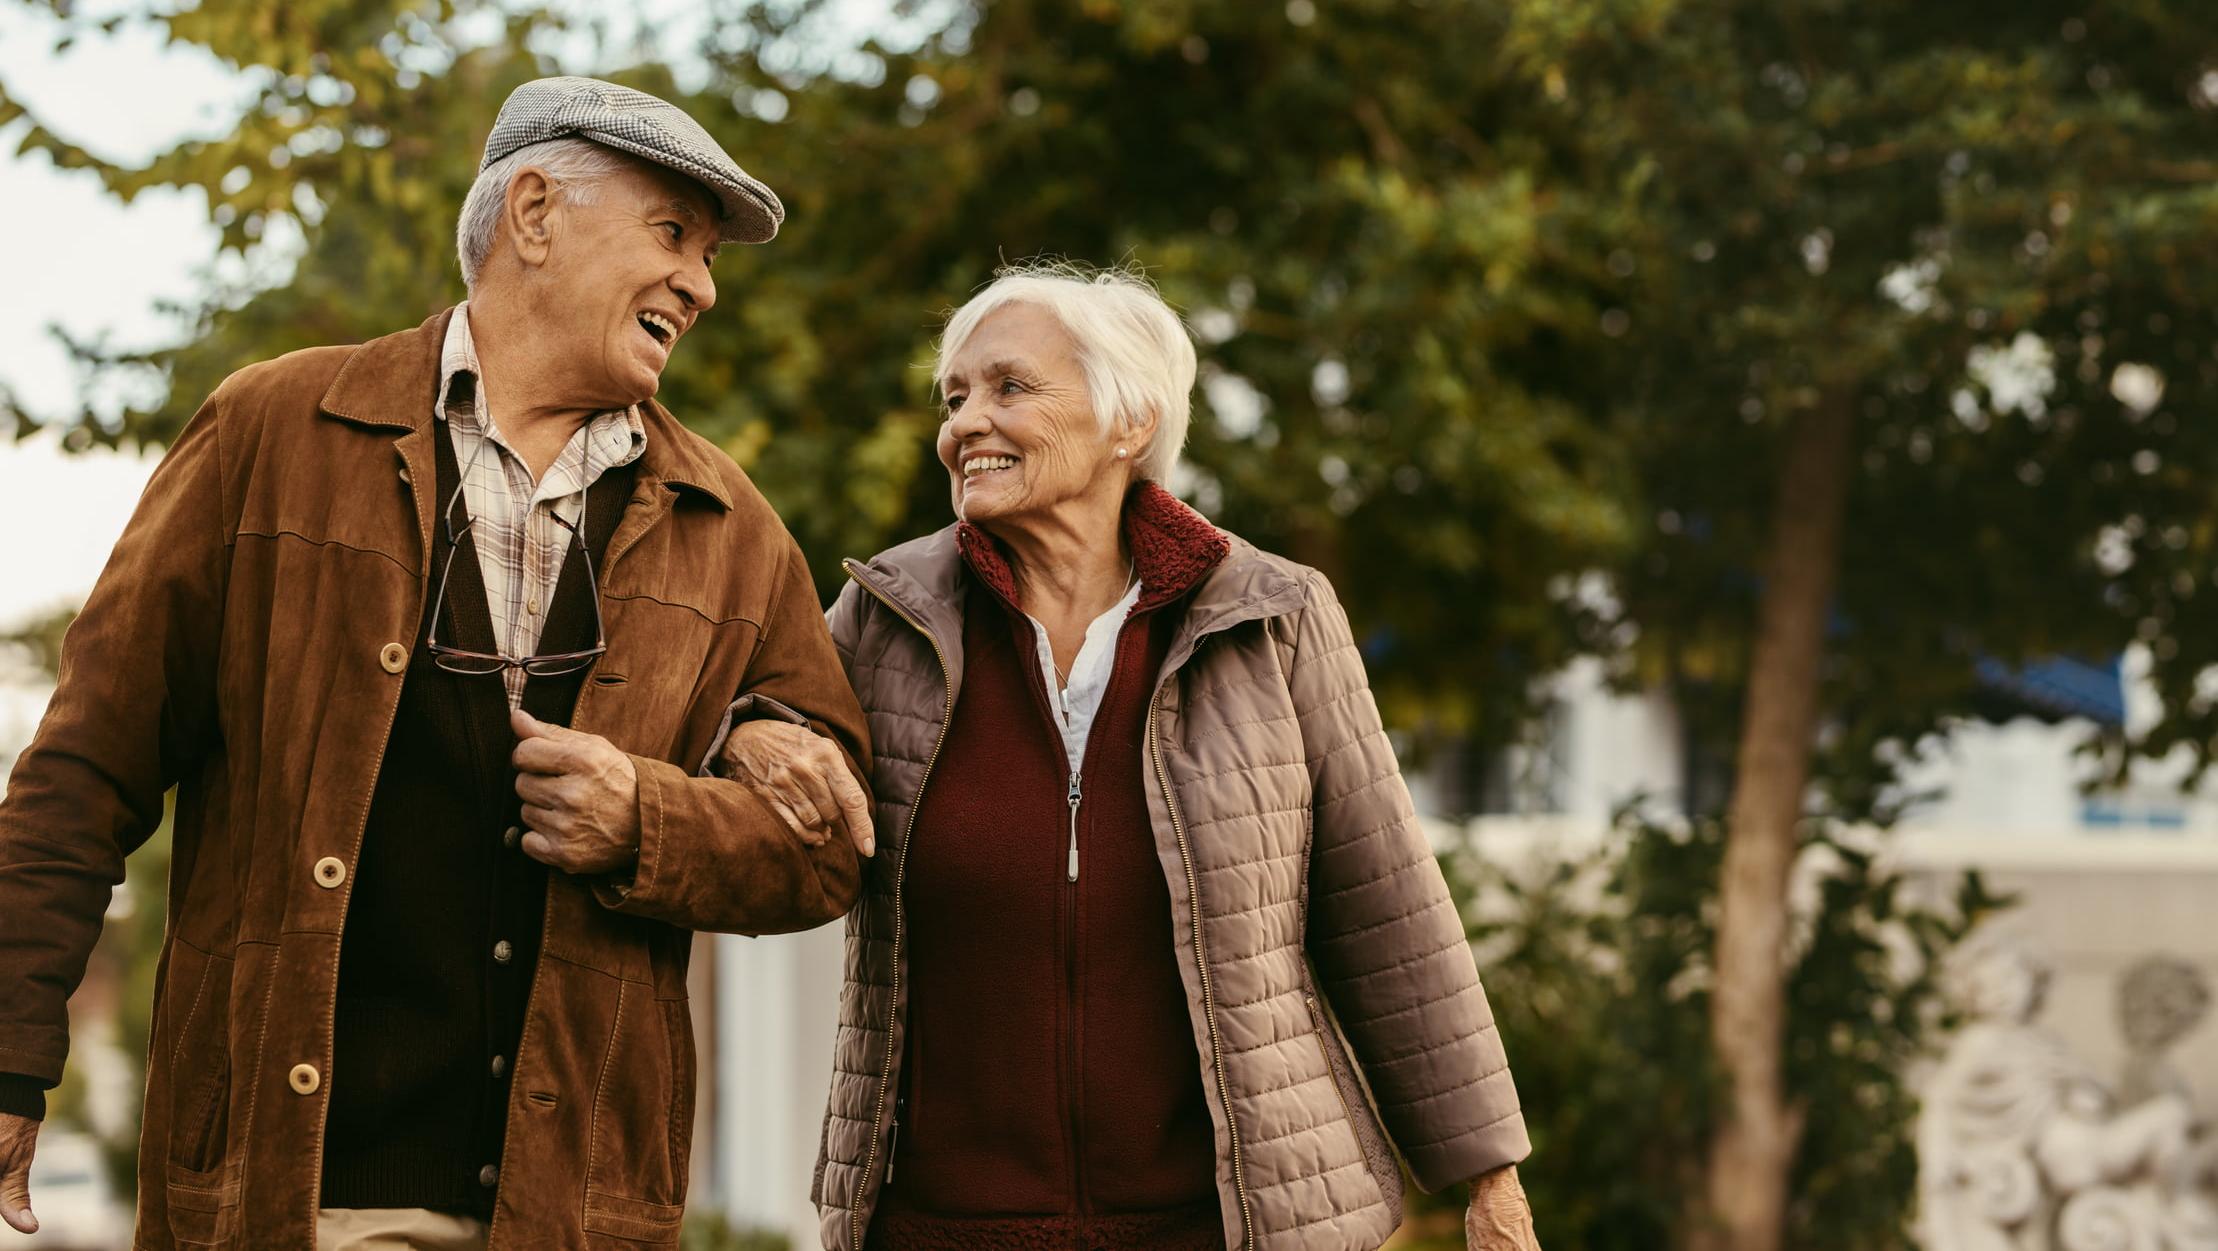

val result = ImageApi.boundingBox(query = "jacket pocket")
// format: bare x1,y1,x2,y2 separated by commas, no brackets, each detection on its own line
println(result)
584,981,696,1228
1306,989,1405,1230
164,1158,242,1248
583,1190,687,1245
154,941,238,1246
161,942,235,1174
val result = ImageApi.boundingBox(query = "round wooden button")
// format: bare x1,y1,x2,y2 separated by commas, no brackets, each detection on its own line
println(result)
288,1063,321,1095
313,857,346,889
379,643,408,674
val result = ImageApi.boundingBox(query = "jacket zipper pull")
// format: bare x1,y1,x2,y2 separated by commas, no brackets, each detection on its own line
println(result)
1067,770,1083,882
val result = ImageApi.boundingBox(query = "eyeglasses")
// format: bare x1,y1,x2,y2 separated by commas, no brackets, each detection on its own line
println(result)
425,467,607,678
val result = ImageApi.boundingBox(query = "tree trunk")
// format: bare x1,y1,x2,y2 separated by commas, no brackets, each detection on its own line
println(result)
1698,395,1855,1251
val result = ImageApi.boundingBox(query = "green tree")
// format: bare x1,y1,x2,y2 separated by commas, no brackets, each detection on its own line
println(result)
5,0,1637,745
1507,5,2218,1248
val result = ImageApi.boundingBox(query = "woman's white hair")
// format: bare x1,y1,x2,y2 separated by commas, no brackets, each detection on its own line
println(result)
935,261,1197,483
454,138,631,291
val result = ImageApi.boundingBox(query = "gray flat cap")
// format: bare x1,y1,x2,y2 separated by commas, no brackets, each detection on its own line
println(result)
482,75,784,244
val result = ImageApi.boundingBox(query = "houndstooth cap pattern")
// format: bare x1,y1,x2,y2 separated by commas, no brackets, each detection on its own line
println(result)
482,76,784,244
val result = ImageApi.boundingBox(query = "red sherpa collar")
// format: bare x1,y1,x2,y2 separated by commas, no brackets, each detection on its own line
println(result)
956,481,1231,617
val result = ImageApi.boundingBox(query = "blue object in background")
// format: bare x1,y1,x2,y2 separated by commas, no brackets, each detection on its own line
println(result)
1972,654,2126,728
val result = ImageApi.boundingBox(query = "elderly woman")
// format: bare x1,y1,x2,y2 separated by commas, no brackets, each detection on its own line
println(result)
723,263,1539,1251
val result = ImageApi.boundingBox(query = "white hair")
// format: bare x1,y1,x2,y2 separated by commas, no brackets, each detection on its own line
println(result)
935,261,1197,483
454,138,632,291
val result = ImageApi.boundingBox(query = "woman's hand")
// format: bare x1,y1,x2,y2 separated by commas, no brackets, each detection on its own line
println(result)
714,719,876,857
1465,1164,1541,1251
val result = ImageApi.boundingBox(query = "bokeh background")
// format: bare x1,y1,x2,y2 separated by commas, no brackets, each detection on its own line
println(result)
5,2,2218,1248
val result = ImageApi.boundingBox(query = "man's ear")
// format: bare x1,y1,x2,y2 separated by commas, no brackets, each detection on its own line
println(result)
503,167,560,268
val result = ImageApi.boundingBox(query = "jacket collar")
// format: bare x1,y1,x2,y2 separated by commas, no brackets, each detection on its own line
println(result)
952,481,1232,617
852,483,1305,659
317,305,734,510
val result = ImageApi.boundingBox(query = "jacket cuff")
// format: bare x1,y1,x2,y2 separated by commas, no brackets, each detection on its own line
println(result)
1406,1105,1532,1193
594,753,677,909
0,1072,47,1122
695,693,812,777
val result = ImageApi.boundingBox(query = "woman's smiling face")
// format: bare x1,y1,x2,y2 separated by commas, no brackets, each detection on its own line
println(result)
936,303,1122,527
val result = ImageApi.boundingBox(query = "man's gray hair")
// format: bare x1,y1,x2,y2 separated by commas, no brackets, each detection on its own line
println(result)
455,138,631,291
935,261,1197,484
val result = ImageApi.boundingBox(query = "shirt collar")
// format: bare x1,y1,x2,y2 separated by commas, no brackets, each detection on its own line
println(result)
438,301,648,468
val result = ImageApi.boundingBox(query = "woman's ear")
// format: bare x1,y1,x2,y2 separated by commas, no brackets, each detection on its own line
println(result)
503,167,559,268
1120,407,1162,476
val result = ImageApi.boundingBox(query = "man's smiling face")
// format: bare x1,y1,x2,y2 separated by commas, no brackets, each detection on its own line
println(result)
538,159,721,408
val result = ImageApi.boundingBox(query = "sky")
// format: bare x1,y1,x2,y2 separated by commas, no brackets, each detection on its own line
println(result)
0,4,242,642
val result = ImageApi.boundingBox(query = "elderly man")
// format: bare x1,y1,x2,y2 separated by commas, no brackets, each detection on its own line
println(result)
0,77,872,1249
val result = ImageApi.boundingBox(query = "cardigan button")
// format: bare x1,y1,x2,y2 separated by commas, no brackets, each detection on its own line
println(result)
379,643,408,674
312,857,346,889
502,826,522,850
288,1063,321,1095
493,940,514,964
478,1164,499,1188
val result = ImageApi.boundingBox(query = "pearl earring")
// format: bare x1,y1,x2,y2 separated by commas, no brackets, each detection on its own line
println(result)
1116,447,1129,460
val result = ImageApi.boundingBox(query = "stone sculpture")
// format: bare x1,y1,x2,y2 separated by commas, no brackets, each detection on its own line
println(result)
1918,927,2218,1251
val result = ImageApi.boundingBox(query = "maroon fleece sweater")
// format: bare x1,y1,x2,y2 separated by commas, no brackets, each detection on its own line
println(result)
868,486,1230,1251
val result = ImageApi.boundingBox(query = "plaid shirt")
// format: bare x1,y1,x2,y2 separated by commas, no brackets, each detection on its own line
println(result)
437,305,646,706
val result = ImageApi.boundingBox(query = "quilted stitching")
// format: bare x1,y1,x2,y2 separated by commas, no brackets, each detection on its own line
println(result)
811,534,1527,1251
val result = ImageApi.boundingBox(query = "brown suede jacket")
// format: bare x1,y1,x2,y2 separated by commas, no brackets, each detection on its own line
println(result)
0,309,868,1249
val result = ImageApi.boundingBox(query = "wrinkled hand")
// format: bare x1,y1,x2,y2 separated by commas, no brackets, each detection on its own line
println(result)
713,720,875,858
0,1112,36,1236
511,709,641,875
1466,1164,1540,1251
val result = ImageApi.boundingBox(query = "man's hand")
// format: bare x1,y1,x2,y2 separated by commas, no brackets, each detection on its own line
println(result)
1466,1163,1540,1251
0,1112,36,1236
511,709,642,875
713,720,875,858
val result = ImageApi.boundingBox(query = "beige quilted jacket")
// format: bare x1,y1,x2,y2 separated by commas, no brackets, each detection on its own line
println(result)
811,518,1530,1251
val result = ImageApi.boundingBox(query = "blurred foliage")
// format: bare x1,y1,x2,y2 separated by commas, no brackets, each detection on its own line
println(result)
0,604,77,681
10,0,2218,792
1394,818,2013,1250
1518,3,2218,811
2,0,1642,752
680,1207,790,1251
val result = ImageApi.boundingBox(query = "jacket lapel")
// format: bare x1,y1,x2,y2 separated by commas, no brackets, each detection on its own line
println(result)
848,528,971,690
1163,536,1308,677
316,307,738,585
599,399,734,580
318,307,453,576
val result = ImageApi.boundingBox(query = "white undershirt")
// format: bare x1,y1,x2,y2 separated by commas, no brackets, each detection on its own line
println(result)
1026,577,1144,772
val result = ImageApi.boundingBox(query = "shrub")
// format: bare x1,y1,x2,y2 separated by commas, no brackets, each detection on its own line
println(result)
1392,815,2008,1250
